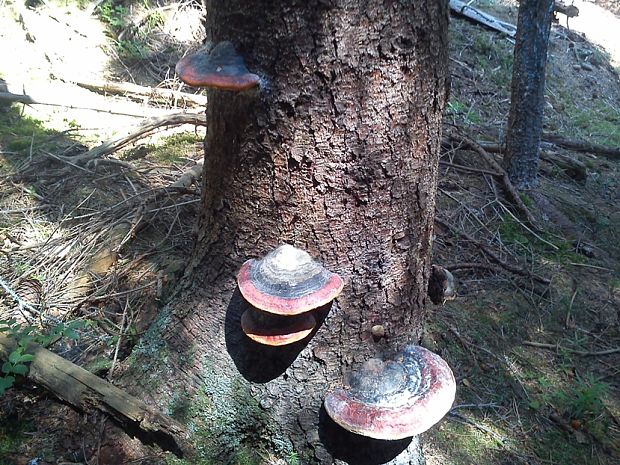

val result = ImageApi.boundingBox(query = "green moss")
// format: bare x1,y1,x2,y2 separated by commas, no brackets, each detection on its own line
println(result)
148,133,202,164
550,87,620,148
172,359,295,465
83,357,112,375
471,33,513,87
0,420,32,464
431,421,505,465
123,307,174,391
0,107,59,155
535,430,598,464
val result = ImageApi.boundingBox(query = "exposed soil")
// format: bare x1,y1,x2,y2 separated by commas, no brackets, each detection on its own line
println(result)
1,1,619,465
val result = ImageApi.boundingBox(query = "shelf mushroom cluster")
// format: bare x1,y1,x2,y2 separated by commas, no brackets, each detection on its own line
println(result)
237,244,344,346
176,39,456,443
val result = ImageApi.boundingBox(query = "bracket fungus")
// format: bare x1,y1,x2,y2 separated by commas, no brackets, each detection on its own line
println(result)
237,244,344,316
175,41,260,91
427,265,457,305
324,345,456,440
240,309,316,347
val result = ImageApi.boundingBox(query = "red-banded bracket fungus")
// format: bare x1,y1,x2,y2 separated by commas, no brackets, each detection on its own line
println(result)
240,309,316,346
427,265,457,305
237,244,344,316
324,345,456,440
175,41,260,91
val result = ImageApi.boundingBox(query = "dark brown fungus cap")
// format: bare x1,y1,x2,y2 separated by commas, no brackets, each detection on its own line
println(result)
324,345,456,440
428,265,457,305
237,244,344,316
175,41,260,91
241,308,316,346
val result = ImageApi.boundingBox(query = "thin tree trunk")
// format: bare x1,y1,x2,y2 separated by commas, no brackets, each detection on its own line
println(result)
111,1,449,464
504,0,555,189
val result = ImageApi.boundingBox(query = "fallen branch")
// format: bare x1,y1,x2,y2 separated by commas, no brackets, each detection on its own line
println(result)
0,334,188,456
74,79,208,108
0,91,168,118
447,133,539,228
523,341,620,356
446,262,503,273
69,112,206,165
439,159,501,177
170,161,204,189
478,136,620,162
554,1,579,18
476,142,588,180
542,134,620,160
436,218,550,285
449,0,516,37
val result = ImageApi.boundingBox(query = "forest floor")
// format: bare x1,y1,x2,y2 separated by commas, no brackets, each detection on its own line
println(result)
0,1,619,465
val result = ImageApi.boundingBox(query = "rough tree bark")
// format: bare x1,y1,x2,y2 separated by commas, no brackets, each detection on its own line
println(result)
110,1,449,464
504,0,554,189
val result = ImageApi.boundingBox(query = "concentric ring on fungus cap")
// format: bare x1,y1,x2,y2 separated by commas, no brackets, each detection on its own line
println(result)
324,345,456,440
237,244,344,316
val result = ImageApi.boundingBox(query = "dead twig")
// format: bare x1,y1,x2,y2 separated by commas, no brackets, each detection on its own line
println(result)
71,112,206,165
74,79,208,108
436,218,550,285
439,160,501,177
0,91,166,118
447,132,539,228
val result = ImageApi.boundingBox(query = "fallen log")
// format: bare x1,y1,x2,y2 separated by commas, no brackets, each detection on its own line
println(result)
542,133,620,160
74,79,208,108
449,0,517,37
0,333,188,456
554,1,579,18
474,141,588,180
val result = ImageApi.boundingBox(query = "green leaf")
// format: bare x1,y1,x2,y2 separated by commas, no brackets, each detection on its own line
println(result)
0,375,16,394
18,335,33,347
65,329,79,341
18,354,34,363
11,364,27,376
1,362,13,374
9,351,22,364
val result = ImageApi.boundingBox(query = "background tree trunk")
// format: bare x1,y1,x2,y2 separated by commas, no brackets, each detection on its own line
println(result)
113,1,449,464
504,0,554,189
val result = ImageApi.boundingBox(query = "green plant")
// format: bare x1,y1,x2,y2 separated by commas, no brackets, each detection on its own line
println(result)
115,39,149,60
0,319,82,395
446,98,482,125
553,375,609,420
97,0,130,30
286,451,300,465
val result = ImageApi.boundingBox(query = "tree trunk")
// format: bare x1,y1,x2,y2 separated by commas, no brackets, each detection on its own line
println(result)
112,1,449,464
504,0,554,189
